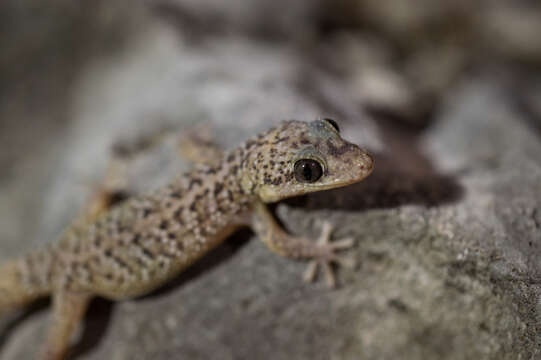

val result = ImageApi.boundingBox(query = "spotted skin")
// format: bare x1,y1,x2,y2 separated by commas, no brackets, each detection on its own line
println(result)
0,119,374,360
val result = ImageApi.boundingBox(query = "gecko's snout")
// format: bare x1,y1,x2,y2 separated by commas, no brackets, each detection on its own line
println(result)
352,148,374,182
360,151,374,174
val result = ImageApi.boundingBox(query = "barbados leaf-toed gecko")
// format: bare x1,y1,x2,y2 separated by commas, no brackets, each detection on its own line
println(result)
0,118,373,360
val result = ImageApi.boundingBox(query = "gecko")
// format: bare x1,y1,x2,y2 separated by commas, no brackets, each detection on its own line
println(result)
0,118,374,360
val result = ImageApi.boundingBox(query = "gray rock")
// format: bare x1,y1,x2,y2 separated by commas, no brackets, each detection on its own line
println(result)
0,3,539,360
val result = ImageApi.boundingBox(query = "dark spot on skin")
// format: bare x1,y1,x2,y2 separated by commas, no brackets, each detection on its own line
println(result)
230,165,239,175
199,226,208,237
171,191,182,198
269,160,275,166
104,248,113,257
326,139,355,157
214,183,224,196
142,247,155,260
264,177,272,185
174,207,184,219
188,178,202,190
216,203,226,215
245,140,256,149
135,257,145,266
227,153,235,162
132,234,141,244
189,202,197,212
105,273,113,280
142,208,152,218
272,178,282,185
205,168,216,175
272,136,289,144
113,255,130,271
168,232,176,240
159,220,169,230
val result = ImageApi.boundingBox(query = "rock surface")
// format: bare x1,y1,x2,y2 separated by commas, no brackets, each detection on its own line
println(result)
0,1,540,359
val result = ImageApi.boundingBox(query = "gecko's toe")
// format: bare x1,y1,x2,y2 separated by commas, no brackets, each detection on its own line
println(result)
303,260,318,283
321,261,336,288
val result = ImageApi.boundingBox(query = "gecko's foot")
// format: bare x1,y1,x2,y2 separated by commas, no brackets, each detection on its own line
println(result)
303,221,356,288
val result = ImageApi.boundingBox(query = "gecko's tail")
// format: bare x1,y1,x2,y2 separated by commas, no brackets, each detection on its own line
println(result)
0,247,56,317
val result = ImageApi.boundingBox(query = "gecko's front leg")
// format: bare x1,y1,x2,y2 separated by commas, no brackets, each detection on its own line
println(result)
251,201,356,288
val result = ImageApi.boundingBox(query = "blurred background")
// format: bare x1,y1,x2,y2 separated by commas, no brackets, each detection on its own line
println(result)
0,1,540,359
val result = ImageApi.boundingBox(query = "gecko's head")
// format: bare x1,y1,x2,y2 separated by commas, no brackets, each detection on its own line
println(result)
242,118,374,203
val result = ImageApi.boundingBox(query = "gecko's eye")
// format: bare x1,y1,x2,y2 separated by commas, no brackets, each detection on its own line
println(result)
323,118,340,133
294,159,323,183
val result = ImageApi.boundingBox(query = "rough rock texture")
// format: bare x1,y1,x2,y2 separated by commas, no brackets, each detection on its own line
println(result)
0,1,540,359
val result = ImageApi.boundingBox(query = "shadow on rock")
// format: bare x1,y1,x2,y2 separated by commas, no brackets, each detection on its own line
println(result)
70,298,114,359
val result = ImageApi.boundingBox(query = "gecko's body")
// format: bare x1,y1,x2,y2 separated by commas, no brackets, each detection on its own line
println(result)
0,119,373,360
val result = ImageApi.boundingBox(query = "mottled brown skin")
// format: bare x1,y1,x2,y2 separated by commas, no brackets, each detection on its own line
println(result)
0,119,373,360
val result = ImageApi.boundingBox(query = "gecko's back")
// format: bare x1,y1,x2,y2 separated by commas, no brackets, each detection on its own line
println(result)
55,151,253,299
